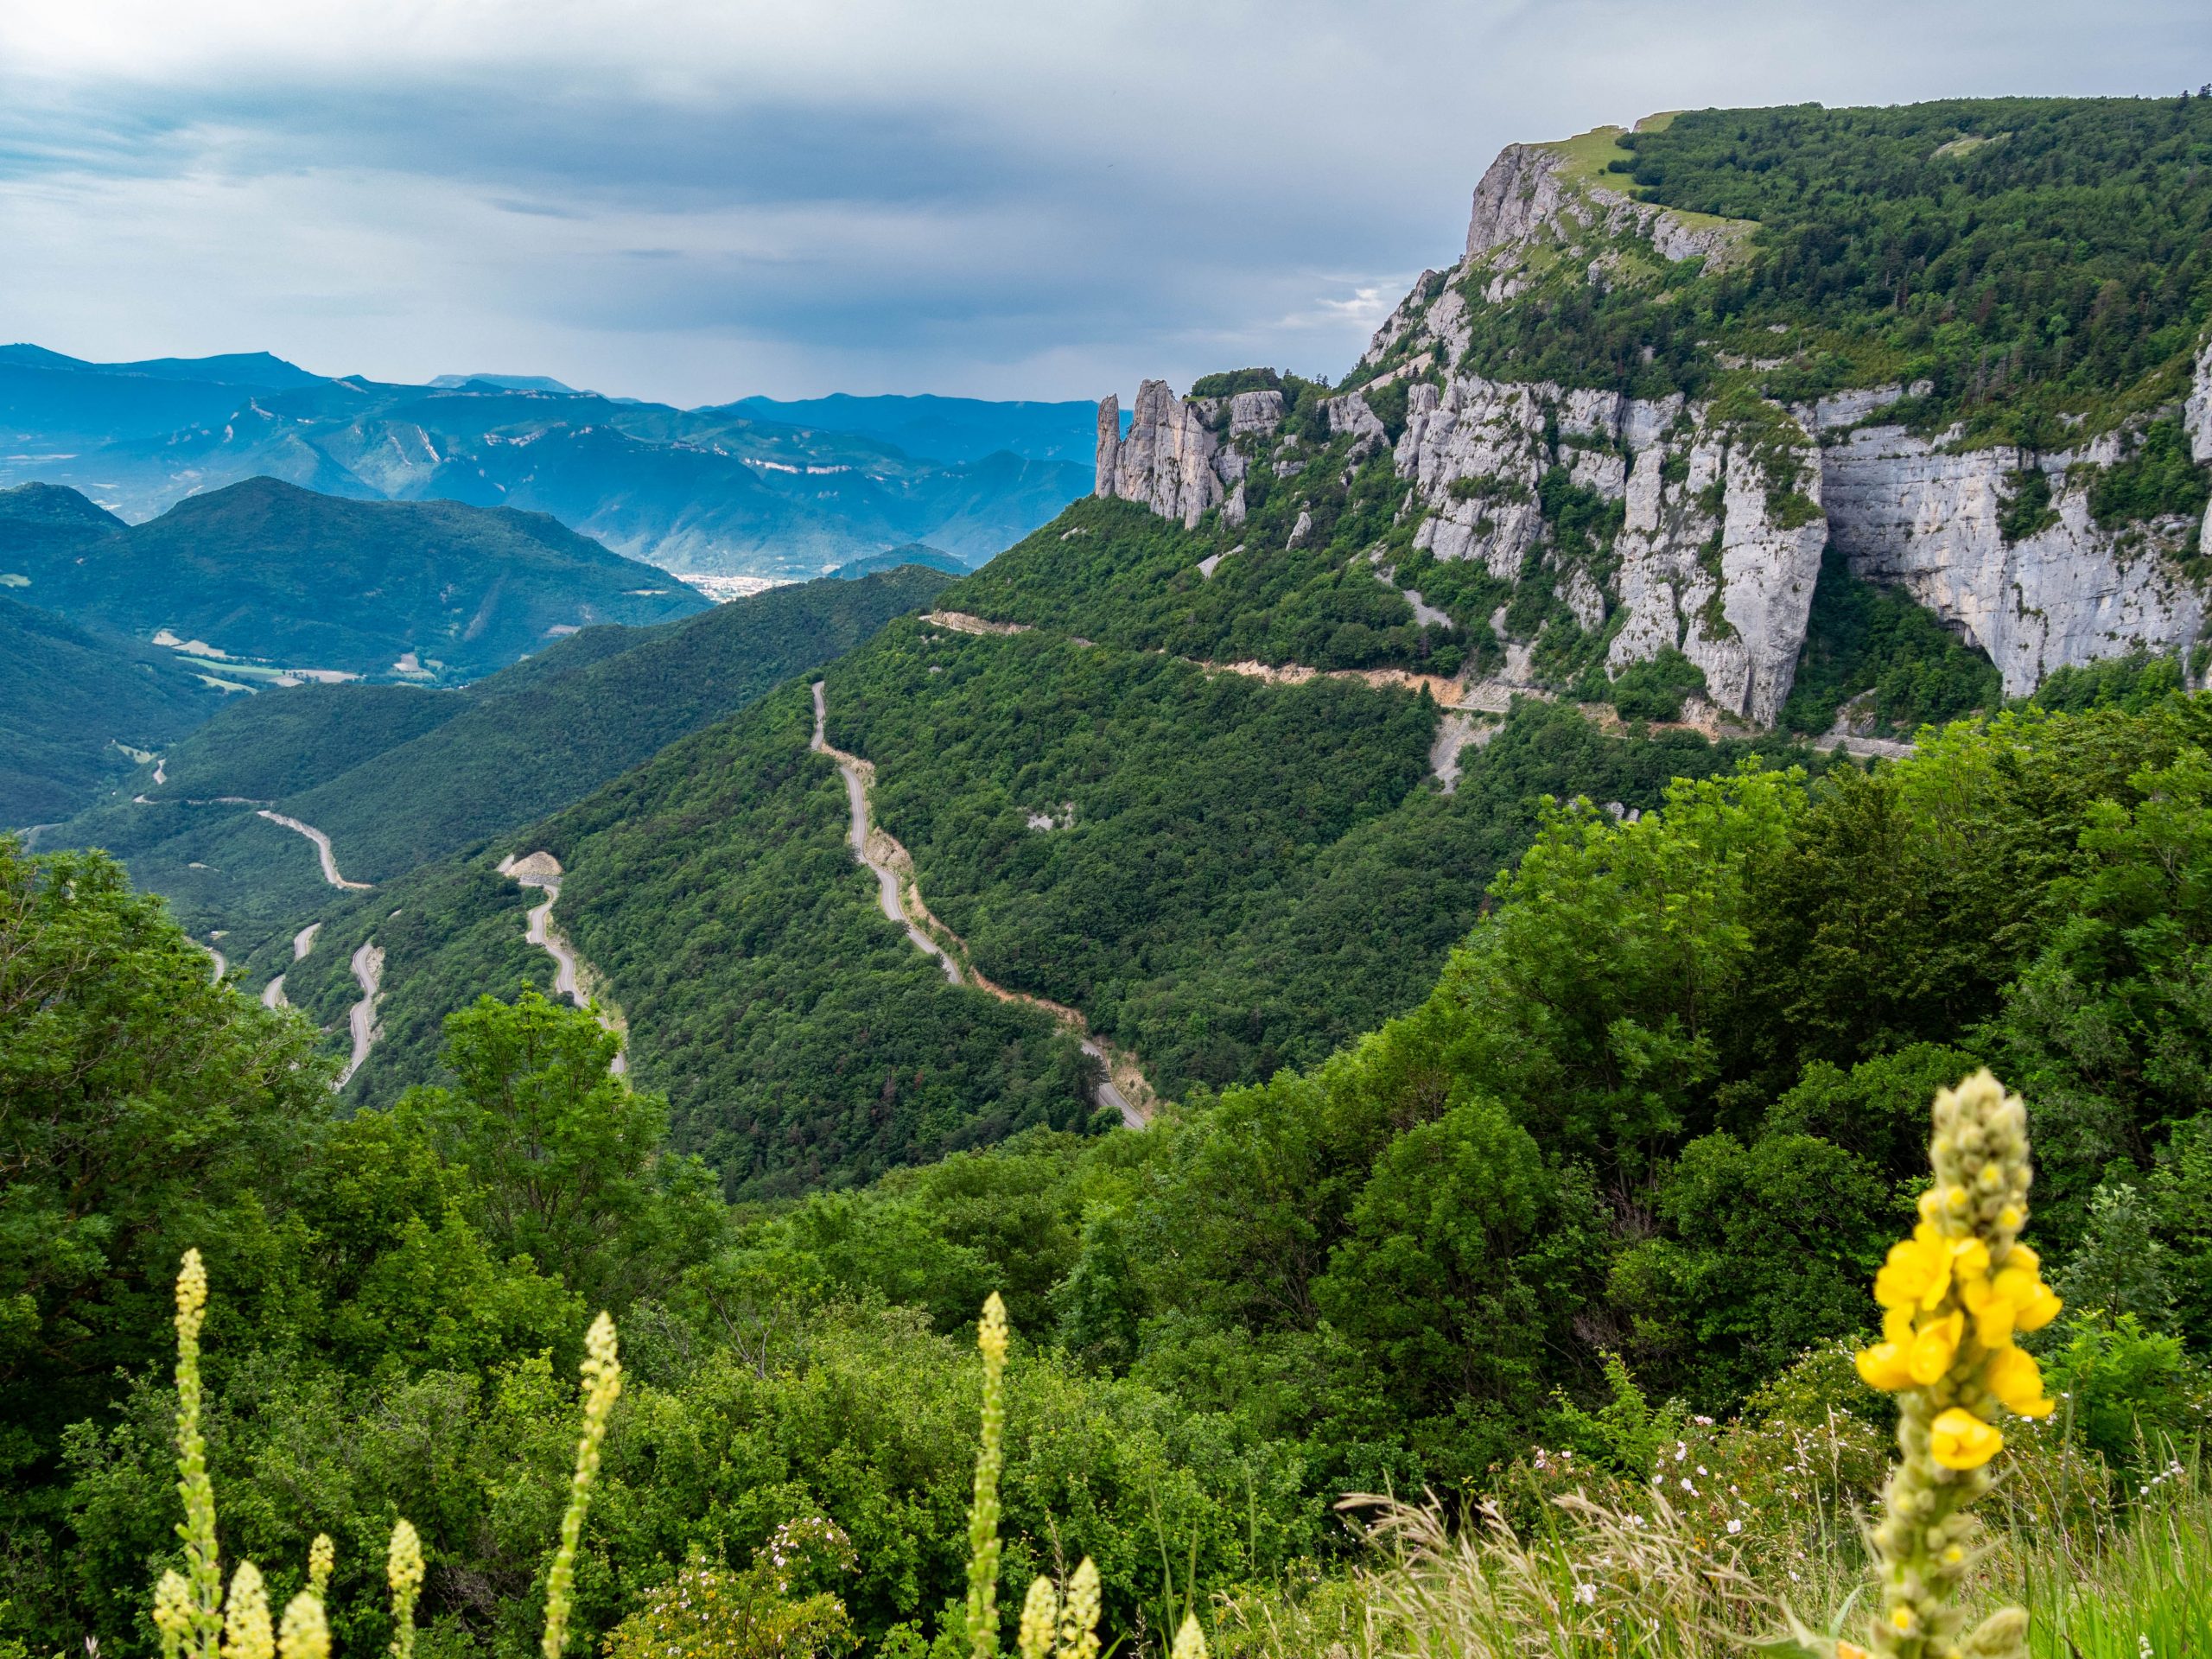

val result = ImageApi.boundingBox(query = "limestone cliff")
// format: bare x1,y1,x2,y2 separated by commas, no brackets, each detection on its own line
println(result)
1095,380,1222,529
1094,124,2212,724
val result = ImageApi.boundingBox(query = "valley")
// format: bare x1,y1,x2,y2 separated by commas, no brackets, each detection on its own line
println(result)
810,677,1150,1127
8,86,2212,1659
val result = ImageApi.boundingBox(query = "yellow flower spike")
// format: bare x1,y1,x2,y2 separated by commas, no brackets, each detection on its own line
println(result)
1861,1071,2041,1659
1875,1230,1954,1312
1058,1557,1101,1659
222,1564,275,1659
1169,1614,1209,1659
387,1517,425,1659
307,1536,334,1599
1930,1408,2004,1471
1857,1340,1916,1392
276,1594,328,1659
1908,1312,1966,1387
155,1571,194,1659
1984,1348,2055,1419
1015,1578,1057,1659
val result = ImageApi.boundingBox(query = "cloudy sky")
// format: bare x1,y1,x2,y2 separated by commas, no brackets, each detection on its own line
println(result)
0,3,2202,407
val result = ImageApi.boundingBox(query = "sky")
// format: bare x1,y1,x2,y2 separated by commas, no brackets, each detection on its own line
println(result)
0,3,2204,409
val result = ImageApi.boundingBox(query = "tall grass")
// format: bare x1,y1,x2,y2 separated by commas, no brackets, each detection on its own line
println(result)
2009,1447,2210,1658
1210,1453,2212,1659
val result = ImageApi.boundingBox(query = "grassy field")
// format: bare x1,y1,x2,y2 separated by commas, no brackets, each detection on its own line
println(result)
1211,1443,2210,1657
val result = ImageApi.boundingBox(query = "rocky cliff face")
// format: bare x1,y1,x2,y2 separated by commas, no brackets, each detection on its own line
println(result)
1395,374,1824,724
1095,380,1222,529
1821,410,2203,698
1095,130,2212,723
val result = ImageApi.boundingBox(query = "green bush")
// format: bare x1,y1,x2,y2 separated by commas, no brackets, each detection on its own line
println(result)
1611,648,1707,721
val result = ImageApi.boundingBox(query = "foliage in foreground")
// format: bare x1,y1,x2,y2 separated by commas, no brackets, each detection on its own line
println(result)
15,686,2212,1656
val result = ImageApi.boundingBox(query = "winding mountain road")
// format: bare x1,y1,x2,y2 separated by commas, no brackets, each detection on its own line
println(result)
257,810,373,889
264,919,321,1008
499,853,628,1074
810,680,1149,1128
334,939,384,1088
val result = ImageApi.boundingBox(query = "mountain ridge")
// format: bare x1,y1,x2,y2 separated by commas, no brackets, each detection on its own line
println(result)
0,474,709,681
1093,97,2212,724
0,348,1097,576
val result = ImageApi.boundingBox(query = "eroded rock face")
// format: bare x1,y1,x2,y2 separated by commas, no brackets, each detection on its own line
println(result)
1825,425,2204,698
1095,380,1222,529
2189,340,2212,466
1099,130,2212,721
1230,390,1285,437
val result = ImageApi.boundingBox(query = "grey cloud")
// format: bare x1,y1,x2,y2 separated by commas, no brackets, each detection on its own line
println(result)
0,0,2205,404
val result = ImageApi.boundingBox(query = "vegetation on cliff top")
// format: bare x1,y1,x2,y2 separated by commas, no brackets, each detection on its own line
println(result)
1441,96,2212,446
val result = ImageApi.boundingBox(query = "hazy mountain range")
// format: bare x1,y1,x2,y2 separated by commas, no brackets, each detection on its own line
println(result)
0,344,1097,577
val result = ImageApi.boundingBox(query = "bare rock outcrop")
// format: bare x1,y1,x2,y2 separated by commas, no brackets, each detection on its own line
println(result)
1230,389,1285,437
1095,380,1222,529
1098,126,2212,723
1825,424,2204,697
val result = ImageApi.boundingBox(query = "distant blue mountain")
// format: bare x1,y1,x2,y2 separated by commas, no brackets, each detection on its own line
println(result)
827,543,971,580
0,345,324,389
0,344,1096,576
722,391,1119,466
428,373,583,393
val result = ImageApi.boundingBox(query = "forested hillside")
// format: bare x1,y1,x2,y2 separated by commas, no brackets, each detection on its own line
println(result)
0,594,226,823
281,606,1827,1191
11,683,2212,1659
0,477,707,681
46,566,951,958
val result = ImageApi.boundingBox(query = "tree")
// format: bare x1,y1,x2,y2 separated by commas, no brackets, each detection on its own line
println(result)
2055,1182,2175,1330
1610,1131,1895,1406
1312,1096,1567,1448
394,990,718,1307
0,842,331,1439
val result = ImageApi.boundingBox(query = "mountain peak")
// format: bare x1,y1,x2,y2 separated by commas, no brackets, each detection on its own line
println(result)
429,373,582,394
0,480,127,531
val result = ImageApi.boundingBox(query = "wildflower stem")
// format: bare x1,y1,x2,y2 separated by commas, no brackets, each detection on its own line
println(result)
539,1313,623,1659
172,1250,223,1659
966,1294,1010,1659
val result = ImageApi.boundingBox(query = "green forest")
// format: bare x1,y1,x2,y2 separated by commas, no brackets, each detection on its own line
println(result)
11,679,2212,1658
1440,97,2212,446
40,568,949,962
278,613,1827,1192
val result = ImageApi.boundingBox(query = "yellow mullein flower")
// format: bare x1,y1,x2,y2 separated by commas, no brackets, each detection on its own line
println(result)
1860,1071,2042,1659
221,1565,274,1659
1857,1339,1916,1392
1929,1408,2004,1471
1999,1266,2062,1332
1907,1311,1966,1386
276,1594,328,1659
1058,1558,1101,1659
1983,1346,2055,1419
1015,1578,1057,1659
1856,1307,1919,1390
1874,1224,1954,1312
155,1571,194,1659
